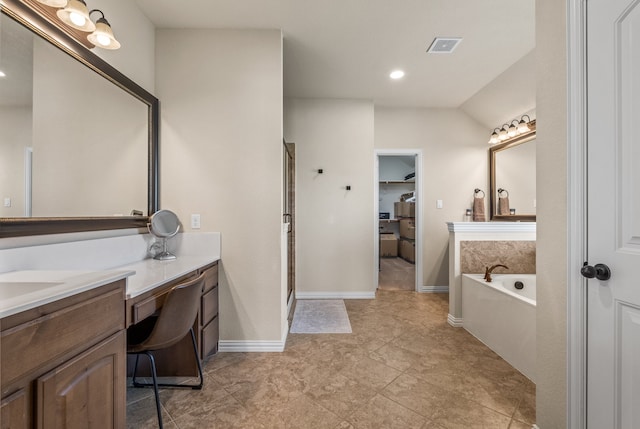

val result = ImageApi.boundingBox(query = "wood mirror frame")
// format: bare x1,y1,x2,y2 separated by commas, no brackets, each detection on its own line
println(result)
489,120,536,222
0,0,159,238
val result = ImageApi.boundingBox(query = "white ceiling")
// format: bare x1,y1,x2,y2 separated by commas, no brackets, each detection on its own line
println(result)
134,0,535,108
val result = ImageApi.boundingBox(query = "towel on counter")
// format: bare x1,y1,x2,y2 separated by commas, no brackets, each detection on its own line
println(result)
473,197,486,222
498,197,511,215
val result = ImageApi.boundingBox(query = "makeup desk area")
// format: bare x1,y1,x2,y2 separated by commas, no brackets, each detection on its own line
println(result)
0,231,221,428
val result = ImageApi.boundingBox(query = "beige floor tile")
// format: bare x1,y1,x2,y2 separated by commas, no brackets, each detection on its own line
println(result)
126,291,536,427
513,380,536,424
126,394,176,429
381,373,451,419
347,394,426,428
508,419,534,429
305,373,378,418
339,355,402,391
171,393,262,429
159,374,229,420
369,342,426,371
429,396,512,429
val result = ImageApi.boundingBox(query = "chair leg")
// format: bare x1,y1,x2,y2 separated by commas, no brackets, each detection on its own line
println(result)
146,352,163,429
189,327,204,390
127,329,204,390
131,354,143,388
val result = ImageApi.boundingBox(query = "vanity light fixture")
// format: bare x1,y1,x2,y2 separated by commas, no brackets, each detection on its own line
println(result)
34,0,68,7
517,115,532,133
489,128,501,144
38,0,121,49
57,0,96,32
488,115,534,144
498,124,510,141
87,10,121,50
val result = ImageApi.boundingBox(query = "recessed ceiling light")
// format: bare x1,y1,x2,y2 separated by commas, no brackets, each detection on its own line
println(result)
0,71,6,78
390,70,405,79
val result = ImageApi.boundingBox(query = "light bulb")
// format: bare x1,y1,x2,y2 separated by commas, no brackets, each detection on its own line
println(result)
70,12,86,26
390,70,405,79
508,124,517,137
97,34,111,46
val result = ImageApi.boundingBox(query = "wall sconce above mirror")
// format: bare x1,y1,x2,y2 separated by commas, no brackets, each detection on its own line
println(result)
488,115,533,145
28,0,120,49
489,119,536,221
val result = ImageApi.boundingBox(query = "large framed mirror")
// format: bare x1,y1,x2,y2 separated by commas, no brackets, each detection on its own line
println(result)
0,0,159,238
489,120,536,221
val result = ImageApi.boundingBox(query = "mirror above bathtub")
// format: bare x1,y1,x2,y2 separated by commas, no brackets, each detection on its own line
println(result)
489,120,536,221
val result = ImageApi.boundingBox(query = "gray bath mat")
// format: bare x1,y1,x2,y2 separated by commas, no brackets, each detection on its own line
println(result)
290,300,352,334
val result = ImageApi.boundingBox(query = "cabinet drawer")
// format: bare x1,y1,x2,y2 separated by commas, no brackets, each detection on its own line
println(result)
201,316,219,359
201,286,218,325
201,263,218,293
132,289,170,325
1,287,123,390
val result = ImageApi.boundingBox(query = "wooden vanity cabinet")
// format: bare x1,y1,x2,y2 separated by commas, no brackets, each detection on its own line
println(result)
124,261,219,377
199,262,219,359
0,280,126,429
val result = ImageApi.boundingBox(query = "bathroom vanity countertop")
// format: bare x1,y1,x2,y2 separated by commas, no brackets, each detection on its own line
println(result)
119,254,220,299
0,269,134,319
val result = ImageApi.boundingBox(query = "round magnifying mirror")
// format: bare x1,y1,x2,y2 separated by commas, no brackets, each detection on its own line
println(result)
148,209,180,260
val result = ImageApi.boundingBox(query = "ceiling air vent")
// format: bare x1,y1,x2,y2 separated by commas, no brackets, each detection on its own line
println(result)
427,37,462,54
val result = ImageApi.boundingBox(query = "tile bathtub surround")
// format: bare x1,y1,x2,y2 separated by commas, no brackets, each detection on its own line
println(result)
127,291,535,428
460,241,536,274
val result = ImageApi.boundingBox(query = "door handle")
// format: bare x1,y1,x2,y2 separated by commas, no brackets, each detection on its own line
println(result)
581,262,611,281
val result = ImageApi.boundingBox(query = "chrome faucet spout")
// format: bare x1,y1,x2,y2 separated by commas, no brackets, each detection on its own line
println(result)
483,264,509,282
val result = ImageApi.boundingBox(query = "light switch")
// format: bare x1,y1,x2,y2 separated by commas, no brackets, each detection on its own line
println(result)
191,214,201,229
436,199,443,209
533,199,537,208
3,197,10,208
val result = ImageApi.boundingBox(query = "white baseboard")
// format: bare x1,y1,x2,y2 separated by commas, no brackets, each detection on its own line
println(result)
418,285,449,293
219,322,289,353
295,291,376,299
532,425,540,429
218,340,285,352
447,313,463,327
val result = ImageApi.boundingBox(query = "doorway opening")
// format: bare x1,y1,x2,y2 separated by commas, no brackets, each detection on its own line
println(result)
374,150,423,291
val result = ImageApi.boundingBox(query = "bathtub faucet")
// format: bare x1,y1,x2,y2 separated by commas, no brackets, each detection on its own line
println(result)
484,264,509,282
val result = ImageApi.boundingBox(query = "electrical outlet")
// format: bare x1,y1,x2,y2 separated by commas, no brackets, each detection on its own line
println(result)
533,199,537,208
191,214,201,229
3,197,10,208
436,199,443,209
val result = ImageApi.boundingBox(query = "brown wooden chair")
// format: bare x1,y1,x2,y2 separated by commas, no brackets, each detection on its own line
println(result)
127,273,205,429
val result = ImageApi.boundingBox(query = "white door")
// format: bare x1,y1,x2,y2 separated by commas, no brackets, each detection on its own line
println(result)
587,0,640,427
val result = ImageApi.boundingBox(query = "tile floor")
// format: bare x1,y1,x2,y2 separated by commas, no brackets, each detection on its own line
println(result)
378,257,415,291
127,291,536,428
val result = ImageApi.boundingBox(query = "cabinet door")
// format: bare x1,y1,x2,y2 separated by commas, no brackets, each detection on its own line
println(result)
1,389,30,429
36,331,125,429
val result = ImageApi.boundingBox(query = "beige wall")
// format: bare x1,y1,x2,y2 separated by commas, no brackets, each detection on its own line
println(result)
374,107,488,286
0,107,31,217
31,38,148,217
461,50,537,129
92,0,156,93
157,29,285,342
284,98,375,295
536,0,568,427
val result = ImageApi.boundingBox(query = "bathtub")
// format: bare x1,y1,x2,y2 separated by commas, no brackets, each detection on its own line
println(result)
461,273,536,382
